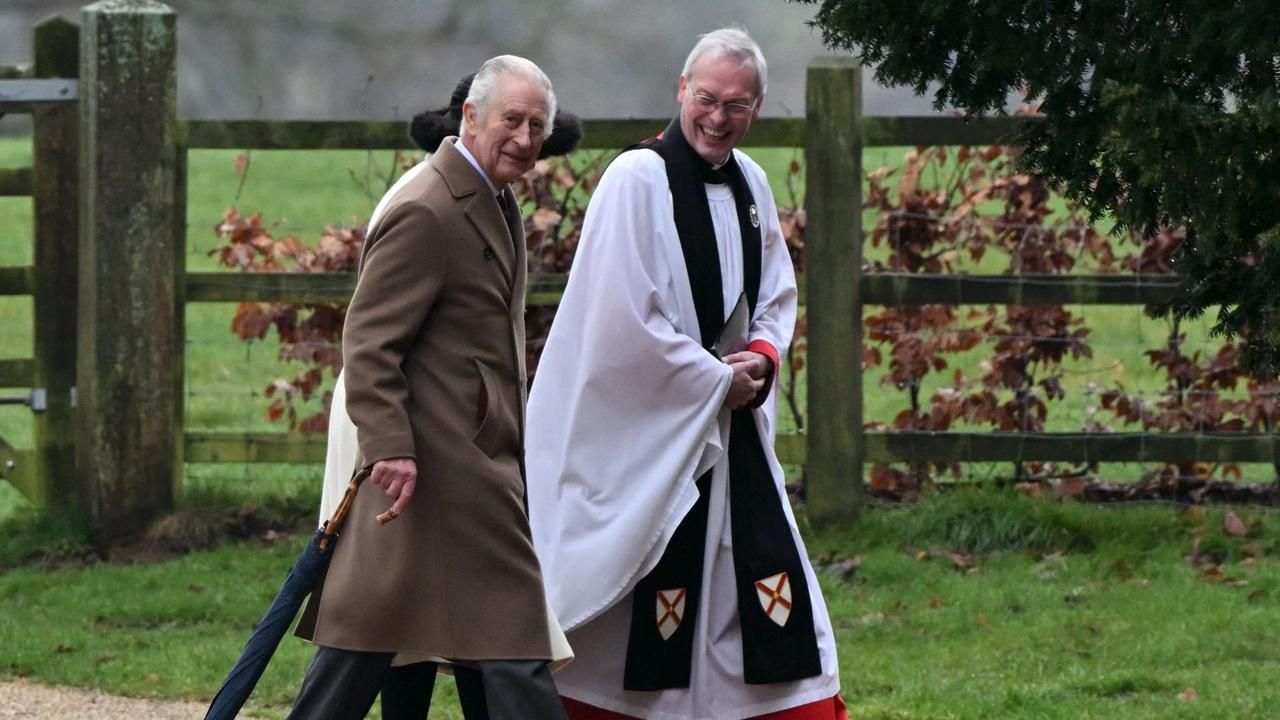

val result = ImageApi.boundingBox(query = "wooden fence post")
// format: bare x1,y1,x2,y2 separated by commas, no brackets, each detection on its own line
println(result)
31,17,81,511
804,57,864,523
78,0,180,539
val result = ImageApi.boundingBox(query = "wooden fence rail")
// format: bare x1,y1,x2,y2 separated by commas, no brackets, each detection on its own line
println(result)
180,115,1032,150
0,266,34,295
182,430,811,466
183,271,1179,307
866,433,1280,464
0,167,34,195
0,359,36,388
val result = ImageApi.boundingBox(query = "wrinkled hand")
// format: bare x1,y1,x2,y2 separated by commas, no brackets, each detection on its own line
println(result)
722,351,771,410
371,457,417,521
723,351,771,380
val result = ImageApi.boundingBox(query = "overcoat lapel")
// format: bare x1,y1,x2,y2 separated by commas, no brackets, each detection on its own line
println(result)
436,139,517,289
464,194,516,289
503,187,528,311
504,186,529,449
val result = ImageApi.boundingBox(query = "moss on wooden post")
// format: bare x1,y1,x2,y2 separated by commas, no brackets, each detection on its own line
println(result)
804,58,864,523
31,17,82,511
78,0,179,540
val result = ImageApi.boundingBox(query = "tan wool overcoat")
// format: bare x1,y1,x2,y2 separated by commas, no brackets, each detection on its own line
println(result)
296,138,553,661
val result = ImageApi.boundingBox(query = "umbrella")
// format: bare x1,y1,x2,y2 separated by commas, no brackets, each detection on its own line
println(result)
204,467,396,720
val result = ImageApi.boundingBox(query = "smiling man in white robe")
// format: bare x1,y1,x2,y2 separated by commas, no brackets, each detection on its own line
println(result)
525,28,846,720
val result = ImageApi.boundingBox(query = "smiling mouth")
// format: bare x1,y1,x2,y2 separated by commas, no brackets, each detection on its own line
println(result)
700,127,728,140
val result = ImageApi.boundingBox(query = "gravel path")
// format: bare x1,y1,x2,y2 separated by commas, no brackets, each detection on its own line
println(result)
0,679,209,719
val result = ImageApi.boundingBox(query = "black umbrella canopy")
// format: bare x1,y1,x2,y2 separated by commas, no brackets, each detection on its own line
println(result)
204,467,374,720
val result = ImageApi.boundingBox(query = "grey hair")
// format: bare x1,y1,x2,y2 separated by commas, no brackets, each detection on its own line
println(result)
463,55,557,136
680,27,767,98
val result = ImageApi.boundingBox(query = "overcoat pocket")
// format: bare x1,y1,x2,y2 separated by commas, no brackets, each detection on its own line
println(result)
471,358,504,454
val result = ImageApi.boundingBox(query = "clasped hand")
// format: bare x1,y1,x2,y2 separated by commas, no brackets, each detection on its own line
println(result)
722,350,770,410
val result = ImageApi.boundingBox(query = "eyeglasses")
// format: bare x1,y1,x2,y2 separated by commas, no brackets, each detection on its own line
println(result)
689,93,757,119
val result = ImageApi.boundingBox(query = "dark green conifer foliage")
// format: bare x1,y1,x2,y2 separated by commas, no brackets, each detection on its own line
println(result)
799,0,1280,375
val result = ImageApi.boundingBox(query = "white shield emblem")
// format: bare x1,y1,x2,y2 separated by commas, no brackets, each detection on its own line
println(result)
749,204,760,228
755,572,793,627
655,588,687,641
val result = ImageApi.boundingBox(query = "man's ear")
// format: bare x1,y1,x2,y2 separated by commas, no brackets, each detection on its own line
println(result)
751,93,763,121
461,99,478,136
677,74,688,103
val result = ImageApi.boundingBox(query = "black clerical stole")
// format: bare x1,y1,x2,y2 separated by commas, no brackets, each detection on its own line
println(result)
621,120,822,691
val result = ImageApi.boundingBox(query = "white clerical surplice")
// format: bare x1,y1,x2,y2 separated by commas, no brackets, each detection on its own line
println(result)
522,149,840,720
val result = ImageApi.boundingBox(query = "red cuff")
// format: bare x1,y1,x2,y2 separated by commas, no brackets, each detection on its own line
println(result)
746,339,780,408
747,339,779,377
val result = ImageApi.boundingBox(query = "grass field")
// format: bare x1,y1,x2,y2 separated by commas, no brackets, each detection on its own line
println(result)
2,135,1278,718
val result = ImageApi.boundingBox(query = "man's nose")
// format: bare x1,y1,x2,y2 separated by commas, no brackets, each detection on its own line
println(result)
512,123,533,148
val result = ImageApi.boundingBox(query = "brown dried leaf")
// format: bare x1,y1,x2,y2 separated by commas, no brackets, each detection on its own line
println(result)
1199,565,1225,583
1223,511,1248,537
231,303,274,340
1054,477,1088,499
1015,481,1045,498
531,207,563,233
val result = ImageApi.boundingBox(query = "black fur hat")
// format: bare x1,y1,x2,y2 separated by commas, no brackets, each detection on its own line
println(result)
408,73,583,159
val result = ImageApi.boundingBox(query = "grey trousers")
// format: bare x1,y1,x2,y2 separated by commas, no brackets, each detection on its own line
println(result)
285,646,568,720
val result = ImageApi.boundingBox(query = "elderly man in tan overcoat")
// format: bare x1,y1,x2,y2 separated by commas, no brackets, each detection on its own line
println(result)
287,55,570,720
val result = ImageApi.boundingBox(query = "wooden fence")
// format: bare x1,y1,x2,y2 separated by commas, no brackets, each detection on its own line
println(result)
3,2,1276,537
0,18,78,512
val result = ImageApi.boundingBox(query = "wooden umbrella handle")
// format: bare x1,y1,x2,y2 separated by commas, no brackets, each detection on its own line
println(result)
318,467,375,551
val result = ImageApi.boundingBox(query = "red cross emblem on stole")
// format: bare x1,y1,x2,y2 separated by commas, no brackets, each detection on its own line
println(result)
655,588,687,641
755,572,793,627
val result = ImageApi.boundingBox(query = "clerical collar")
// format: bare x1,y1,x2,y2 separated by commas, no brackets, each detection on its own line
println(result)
451,137,500,196
660,120,733,185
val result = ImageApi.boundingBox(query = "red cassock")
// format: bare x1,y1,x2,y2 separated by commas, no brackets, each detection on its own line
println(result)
563,694,849,720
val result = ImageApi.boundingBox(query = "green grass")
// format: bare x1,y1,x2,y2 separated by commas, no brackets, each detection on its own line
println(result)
806,492,1280,719
0,533,466,719
823,543,1280,719
1,490,1277,718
